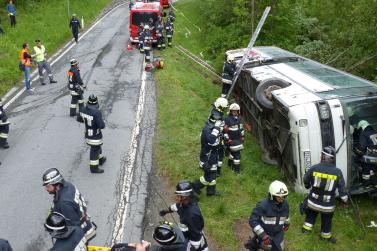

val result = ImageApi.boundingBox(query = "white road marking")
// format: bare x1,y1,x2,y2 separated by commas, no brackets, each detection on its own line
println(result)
111,63,147,244
3,2,126,110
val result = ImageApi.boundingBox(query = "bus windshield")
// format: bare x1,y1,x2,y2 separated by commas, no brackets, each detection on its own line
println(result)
131,12,158,26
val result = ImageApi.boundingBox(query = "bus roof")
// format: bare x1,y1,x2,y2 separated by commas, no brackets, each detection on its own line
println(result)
131,2,160,11
239,46,377,105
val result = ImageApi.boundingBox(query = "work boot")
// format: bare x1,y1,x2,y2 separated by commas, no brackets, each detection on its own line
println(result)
301,228,311,235
90,166,104,174
99,156,107,165
206,185,221,196
227,159,232,168
76,116,84,123
320,236,337,244
217,166,221,177
192,179,205,195
2,142,9,149
41,82,47,85
233,164,240,174
50,79,57,84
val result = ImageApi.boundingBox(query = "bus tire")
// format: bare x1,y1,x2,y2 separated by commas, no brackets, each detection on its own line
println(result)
256,78,291,110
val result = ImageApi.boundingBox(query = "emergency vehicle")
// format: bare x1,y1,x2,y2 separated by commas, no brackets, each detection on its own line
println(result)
228,46,377,195
129,2,161,44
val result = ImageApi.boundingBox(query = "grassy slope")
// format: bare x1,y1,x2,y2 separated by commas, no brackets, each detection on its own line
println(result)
155,0,377,250
0,0,112,96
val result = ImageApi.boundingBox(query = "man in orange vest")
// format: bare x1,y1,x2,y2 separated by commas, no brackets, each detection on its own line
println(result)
20,42,35,93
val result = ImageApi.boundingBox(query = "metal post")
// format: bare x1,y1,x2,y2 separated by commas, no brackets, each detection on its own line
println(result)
226,6,271,99
82,16,85,29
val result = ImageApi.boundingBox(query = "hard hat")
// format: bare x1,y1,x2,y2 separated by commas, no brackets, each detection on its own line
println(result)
144,25,150,30
227,54,235,63
70,58,78,66
87,94,98,106
175,180,192,197
269,180,288,199
356,120,370,130
42,168,64,186
72,13,77,17
153,222,177,245
229,103,240,111
322,146,336,158
44,212,68,238
214,97,228,110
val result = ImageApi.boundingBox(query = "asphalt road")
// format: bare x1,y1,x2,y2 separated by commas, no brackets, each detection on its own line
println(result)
0,3,155,250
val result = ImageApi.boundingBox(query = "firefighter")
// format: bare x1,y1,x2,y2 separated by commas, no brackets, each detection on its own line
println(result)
168,9,176,22
79,94,106,173
209,97,228,176
69,14,81,44
191,114,222,196
143,25,153,63
45,212,87,251
138,23,145,53
152,221,188,251
68,58,85,120
224,103,244,173
155,17,165,50
0,99,10,149
159,180,208,251
148,17,155,31
248,180,289,251
42,168,97,243
0,239,12,251
301,146,348,243
353,120,377,187
221,54,236,98
165,18,174,47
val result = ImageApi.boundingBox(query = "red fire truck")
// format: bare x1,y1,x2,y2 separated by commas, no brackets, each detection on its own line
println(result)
134,0,170,9
129,2,161,44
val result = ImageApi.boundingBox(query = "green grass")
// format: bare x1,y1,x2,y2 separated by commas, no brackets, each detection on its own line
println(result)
155,0,377,250
0,0,112,96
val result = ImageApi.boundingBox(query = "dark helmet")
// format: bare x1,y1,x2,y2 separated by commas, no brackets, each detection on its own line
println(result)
42,168,64,186
175,180,192,197
70,58,78,66
44,212,68,237
322,146,335,159
153,222,177,245
87,94,98,106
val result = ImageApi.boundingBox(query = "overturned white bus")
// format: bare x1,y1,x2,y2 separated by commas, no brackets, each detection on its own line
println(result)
229,46,377,195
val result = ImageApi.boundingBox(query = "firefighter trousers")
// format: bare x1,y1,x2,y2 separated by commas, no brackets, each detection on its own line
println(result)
0,124,9,147
70,94,84,117
229,150,241,172
303,208,334,239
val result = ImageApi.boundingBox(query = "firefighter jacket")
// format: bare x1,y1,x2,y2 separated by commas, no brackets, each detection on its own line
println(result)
221,62,236,84
165,22,174,37
200,121,220,170
68,67,84,96
0,239,12,251
79,104,105,146
53,181,92,233
0,102,9,125
224,114,244,152
249,198,289,251
169,202,208,251
356,126,377,154
303,162,348,213
168,11,176,21
51,226,86,251
150,226,188,251
156,23,164,38
69,18,81,33
143,30,153,50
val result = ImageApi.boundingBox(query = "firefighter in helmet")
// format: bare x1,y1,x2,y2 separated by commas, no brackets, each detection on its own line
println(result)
0,99,10,149
301,146,348,243
224,103,244,173
192,113,222,196
168,8,176,22
143,25,153,63
45,212,87,251
79,94,106,173
138,23,145,52
155,17,165,50
42,168,96,243
67,58,85,121
209,97,228,176
159,180,208,251
221,54,236,98
248,180,290,251
151,221,188,250
165,17,174,47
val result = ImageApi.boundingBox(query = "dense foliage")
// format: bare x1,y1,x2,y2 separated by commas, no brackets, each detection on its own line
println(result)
197,0,377,81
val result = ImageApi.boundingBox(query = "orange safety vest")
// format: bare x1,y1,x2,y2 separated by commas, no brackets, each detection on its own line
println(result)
20,49,32,67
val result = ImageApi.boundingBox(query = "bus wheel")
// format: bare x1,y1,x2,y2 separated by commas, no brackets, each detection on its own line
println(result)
256,78,291,110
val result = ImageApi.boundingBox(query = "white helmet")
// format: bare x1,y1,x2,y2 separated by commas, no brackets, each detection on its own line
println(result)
227,54,235,63
229,103,240,111
356,120,369,130
144,25,150,30
269,180,288,199
214,97,228,110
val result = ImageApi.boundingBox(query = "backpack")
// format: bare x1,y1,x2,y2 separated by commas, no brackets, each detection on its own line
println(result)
18,61,25,72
